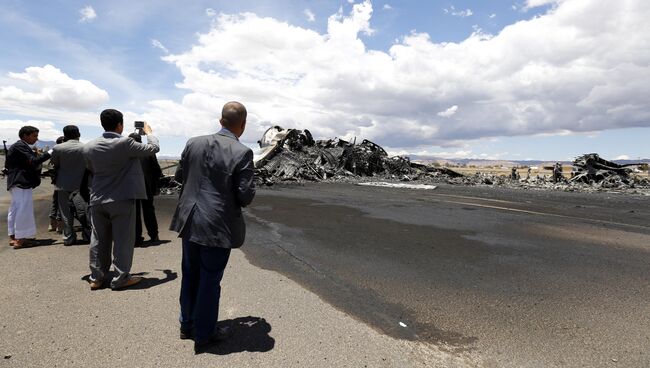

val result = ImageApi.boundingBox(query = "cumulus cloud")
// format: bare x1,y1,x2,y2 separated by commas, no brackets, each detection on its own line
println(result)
79,6,96,23
0,65,108,111
154,0,650,151
615,154,630,160
151,39,169,53
304,9,315,22
0,120,61,144
383,4,392,10
206,8,216,17
438,105,459,118
443,6,473,17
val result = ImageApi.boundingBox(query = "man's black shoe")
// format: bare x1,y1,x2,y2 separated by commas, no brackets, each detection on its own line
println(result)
149,235,160,242
193,326,232,354
180,327,193,340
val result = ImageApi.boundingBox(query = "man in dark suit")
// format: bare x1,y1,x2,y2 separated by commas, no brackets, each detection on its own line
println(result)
6,126,52,248
128,133,162,245
83,109,160,290
170,101,255,354
50,125,85,245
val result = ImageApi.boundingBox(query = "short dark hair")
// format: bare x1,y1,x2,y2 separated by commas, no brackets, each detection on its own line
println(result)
100,109,123,131
56,136,66,144
18,126,39,139
220,101,247,129
128,132,142,143
62,125,80,140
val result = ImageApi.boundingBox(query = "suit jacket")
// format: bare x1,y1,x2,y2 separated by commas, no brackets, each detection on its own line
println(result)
5,140,51,190
82,132,160,206
50,139,85,192
139,154,163,197
170,129,255,248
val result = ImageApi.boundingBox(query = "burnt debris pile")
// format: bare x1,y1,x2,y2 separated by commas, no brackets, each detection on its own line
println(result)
253,126,460,185
569,153,649,189
250,126,649,194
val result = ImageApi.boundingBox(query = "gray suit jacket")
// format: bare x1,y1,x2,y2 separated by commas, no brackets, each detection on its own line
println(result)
170,129,255,248
50,140,86,192
83,132,160,206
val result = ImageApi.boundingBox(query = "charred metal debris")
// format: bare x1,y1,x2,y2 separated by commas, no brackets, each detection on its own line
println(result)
249,126,649,194
252,126,461,186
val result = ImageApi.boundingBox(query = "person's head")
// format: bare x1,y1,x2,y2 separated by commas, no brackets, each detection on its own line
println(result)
219,101,247,138
56,136,66,144
18,126,39,145
63,125,80,140
100,109,124,134
128,132,142,143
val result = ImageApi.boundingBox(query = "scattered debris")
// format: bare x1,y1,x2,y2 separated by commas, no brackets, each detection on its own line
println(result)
251,126,650,194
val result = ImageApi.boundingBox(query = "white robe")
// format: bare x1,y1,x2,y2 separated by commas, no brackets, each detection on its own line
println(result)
7,187,36,239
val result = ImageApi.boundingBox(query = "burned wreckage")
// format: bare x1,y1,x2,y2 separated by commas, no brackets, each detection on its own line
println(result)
252,126,461,185
247,126,649,193
154,126,649,194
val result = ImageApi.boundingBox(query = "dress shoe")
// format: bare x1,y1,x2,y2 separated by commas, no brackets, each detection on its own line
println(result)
180,326,193,340
111,276,142,290
63,238,77,246
194,326,232,354
148,235,160,242
12,239,33,249
89,279,104,290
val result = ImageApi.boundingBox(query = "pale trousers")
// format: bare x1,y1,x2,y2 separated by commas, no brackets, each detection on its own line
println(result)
89,200,136,288
7,187,36,239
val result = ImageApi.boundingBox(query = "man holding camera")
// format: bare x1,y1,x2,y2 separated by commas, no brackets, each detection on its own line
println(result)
83,109,159,290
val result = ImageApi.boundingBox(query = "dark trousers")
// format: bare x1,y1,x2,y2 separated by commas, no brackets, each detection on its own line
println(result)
179,239,231,342
49,191,61,220
135,196,158,241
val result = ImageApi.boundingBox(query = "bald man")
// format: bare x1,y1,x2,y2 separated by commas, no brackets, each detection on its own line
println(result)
170,101,256,354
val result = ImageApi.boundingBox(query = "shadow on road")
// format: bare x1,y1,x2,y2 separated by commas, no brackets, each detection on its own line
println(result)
13,238,56,249
204,316,275,355
135,239,172,248
81,269,178,290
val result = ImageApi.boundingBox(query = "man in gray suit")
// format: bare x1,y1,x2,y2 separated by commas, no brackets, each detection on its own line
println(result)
170,101,255,354
50,125,86,245
83,109,160,290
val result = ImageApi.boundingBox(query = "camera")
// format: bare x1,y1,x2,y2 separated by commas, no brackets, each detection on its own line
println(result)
134,121,145,135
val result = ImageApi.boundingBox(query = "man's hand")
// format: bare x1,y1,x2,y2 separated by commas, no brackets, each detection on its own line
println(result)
143,121,153,135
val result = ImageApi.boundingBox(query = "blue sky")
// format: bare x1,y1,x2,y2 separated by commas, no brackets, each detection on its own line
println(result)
1,0,648,161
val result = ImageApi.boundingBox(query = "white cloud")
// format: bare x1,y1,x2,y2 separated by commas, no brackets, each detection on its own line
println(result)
151,39,169,53
525,0,561,9
206,8,216,17
615,155,630,160
489,13,497,18
304,9,316,22
444,6,473,17
151,0,650,151
348,0,355,3
0,65,108,111
383,4,392,10
438,105,459,117
79,6,97,23
0,120,61,144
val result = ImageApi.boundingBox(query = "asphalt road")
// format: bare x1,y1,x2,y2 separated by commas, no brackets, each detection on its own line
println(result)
2,178,649,367
0,181,473,368
242,182,650,367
